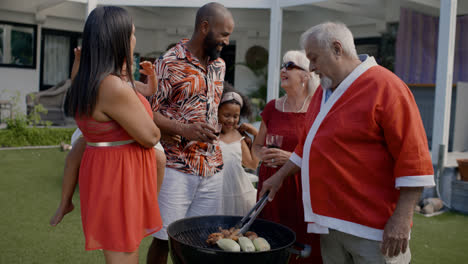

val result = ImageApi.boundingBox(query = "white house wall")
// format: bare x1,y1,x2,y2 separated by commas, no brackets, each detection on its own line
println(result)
0,3,386,113
0,3,85,113
0,66,38,114
0,10,39,114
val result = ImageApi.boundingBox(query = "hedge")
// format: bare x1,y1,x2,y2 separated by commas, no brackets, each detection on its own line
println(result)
0,127,76,147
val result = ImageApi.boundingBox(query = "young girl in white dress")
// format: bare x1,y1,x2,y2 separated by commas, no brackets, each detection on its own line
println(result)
218,84,259,216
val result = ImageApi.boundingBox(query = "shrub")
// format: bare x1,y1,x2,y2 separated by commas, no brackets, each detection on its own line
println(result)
0,90,73,147
0,127,75,147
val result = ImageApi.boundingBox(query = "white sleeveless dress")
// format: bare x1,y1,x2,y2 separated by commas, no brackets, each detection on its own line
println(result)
219,137,257,216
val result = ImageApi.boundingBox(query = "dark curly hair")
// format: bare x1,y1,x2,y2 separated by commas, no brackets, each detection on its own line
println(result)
220,82,252,120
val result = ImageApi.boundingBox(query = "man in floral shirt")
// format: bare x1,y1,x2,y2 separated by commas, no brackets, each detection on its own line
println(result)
146,3,234,264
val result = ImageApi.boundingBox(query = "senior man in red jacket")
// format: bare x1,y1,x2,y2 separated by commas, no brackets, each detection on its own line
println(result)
260,22,435,264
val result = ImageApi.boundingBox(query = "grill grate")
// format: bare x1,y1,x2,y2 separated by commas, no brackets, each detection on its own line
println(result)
171,218,294,251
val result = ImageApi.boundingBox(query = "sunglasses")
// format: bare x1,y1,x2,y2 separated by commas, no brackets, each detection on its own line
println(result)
281,61,307,71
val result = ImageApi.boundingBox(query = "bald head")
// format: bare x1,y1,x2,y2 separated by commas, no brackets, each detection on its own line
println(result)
191,2,234,61
195,2,233,31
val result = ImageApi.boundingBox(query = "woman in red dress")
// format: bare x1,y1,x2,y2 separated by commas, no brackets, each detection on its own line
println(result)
65,6,162,263
253,50,322,263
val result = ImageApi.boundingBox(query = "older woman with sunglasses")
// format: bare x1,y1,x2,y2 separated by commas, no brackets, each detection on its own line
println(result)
252,50,321,264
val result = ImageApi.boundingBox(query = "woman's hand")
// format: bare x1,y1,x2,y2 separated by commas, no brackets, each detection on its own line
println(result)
256,146,269,160
261,147,292,168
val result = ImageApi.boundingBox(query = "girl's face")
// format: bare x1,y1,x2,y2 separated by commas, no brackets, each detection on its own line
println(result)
218,102,241,133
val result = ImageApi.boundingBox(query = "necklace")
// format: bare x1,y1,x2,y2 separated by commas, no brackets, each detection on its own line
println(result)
282,94,311,113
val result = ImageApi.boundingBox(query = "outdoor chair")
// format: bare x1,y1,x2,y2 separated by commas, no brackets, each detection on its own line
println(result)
0,100,13,123
26,79,71,125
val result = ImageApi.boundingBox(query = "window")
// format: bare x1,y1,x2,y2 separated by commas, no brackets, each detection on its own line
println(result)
355,37,381,58
40,29,82,90
0,21,37,69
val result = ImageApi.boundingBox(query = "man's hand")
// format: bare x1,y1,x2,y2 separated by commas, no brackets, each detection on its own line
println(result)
381,187,422,257
161,133,181,144
259,172,284,202
381,212,411,257
259,160,300,201
181,123,217,143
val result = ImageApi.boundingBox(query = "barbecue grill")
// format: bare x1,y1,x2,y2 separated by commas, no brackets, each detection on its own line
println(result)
167,215,311,264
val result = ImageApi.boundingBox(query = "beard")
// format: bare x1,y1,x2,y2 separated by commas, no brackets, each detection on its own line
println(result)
320,76,333,90
204,31,225,60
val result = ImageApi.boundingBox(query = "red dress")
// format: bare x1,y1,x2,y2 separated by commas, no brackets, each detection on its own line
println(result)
258,100,322,264
75,92,162,252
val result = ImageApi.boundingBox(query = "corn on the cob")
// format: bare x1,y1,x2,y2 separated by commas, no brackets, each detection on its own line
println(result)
253,237,271,251
238,237,256,252
216,238,241,252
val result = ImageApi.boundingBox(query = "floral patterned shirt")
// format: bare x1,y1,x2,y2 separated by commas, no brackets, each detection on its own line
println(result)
151,39,224,177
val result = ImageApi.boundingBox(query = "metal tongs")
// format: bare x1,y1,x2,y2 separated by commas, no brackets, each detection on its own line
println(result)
235,190,270,235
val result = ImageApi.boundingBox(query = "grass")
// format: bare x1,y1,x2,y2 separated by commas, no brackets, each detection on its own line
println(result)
0,148,153,263
1,148,467,263
412,212,468,263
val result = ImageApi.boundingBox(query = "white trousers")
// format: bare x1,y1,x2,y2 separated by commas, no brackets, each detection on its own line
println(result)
152,168,223,240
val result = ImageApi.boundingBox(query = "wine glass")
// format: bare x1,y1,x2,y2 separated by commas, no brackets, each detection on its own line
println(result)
266,134,283,149
214,123,222,137
205,123,222,155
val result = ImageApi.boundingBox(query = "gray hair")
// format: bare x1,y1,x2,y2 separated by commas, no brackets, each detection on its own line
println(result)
300,22,358,60
283,50,320,95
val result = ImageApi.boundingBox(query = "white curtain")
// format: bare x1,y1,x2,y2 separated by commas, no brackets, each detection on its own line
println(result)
43,35,70,86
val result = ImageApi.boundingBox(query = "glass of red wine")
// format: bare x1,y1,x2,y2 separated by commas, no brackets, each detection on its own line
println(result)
266,134,283,149
204,123,222,156
214,123,222,137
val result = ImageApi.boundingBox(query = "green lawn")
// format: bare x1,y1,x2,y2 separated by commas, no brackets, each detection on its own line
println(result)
0,148,153,263
411,212,468,263
1,148,467,263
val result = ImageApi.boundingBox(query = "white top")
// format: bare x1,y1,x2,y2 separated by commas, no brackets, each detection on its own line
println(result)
219,137,257,216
